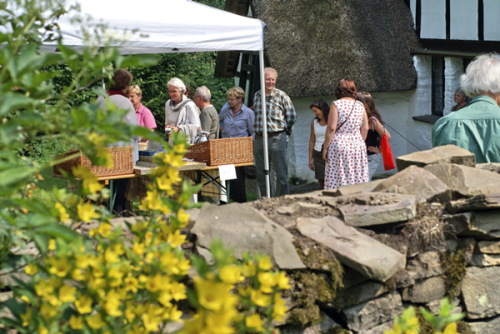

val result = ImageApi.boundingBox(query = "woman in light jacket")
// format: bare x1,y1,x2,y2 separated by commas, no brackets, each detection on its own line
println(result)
165,78,200,143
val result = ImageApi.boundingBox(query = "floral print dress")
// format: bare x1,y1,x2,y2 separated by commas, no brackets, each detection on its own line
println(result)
324,99,368,189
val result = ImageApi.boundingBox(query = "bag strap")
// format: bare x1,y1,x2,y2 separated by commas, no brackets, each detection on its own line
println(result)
336,100,358,131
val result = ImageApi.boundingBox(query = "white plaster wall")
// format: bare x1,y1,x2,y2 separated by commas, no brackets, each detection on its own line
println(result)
444,57,464,116
484,0,500,41
413,55,432,117
408,55,434,153
450,0,478,40
420,0,446,39
288,92,416,182
410,0,417,28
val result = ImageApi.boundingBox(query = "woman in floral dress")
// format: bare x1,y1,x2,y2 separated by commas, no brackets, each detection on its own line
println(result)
322,79,369,190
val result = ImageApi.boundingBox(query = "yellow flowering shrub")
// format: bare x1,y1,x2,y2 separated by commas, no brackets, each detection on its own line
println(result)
3,132,291,334
384,298,464,334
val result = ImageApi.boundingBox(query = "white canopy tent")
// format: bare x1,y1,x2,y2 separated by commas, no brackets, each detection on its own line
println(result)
44,0,272,197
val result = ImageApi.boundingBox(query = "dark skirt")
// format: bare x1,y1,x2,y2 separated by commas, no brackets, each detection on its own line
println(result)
313,149,325,180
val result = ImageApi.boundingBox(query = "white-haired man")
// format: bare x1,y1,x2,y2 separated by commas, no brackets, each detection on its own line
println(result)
253,67,296,197
194,86,219,140
432,53,500,163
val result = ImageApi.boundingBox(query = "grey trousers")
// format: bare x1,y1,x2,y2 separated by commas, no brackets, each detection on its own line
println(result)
254,132,289,198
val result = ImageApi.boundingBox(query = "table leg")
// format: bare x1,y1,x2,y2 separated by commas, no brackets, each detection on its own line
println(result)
110,180,116,213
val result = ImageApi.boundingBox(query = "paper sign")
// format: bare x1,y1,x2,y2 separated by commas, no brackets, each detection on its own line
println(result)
218,164,237,181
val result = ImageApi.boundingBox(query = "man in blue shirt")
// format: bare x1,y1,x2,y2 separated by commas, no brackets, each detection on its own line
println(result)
219,87,254,202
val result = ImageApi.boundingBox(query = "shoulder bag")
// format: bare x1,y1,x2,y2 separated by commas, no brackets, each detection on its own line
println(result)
381,126,395,170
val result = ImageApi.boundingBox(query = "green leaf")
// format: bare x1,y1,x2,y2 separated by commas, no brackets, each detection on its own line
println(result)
34,223,79,241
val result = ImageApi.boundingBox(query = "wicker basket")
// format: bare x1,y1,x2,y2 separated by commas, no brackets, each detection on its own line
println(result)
53,146,134,177
138,142,148,151
185,137,253,166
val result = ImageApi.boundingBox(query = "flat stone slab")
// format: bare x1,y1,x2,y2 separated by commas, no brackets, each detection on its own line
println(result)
424,164,500,197
280,313,344,334
192,203,306,270
462,266,500,319
476,240,500,254
327,280,387,310
336,193,416,227
322,179,384,197
444,211,500,238
297,216,405,282
446,194,500,213
372,165,451,203
342,292,403,332
471,254,500,267
402,276,446,303
396,145,475,171
470,315,500,334
277,202,323,215
406,251,443,280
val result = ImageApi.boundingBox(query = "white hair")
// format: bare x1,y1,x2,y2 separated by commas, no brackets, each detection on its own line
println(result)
167,77,186,94
195,86,211,102
461,53,500,97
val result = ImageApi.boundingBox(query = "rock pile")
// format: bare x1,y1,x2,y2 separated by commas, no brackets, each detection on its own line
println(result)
183,144,500,333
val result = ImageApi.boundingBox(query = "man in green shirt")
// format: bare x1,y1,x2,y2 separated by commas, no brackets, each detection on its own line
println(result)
432,54,500,163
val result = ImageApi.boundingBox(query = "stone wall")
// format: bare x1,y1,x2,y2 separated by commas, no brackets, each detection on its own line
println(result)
185,144,500,333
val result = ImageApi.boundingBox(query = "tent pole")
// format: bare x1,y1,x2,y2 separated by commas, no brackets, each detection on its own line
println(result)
259,50,270,198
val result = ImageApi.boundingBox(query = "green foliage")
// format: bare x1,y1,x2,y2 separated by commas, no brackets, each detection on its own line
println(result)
441,250,467,299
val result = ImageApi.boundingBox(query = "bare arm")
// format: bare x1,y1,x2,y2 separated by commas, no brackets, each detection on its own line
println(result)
361,111,369,141
309,120,315,170
322,102,338,160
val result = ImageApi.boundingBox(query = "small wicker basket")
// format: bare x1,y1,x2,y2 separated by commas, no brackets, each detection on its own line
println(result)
185,137,253,166
138,142,148,151
53,146,134,177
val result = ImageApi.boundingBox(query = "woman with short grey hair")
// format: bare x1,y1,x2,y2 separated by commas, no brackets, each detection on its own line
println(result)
165,77,200,143
452,88,468,112
433,53,500,163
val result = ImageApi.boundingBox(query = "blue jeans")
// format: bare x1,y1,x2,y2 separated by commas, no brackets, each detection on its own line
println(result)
254,132,289,198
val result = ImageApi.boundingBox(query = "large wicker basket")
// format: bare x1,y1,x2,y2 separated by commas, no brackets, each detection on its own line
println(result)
185,137,253,166
53,146,134,177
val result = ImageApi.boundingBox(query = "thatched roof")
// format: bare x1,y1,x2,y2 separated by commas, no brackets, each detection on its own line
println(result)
252,0,420,97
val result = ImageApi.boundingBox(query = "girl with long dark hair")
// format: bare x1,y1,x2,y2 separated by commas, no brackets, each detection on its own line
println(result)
357,92,391,181
308,99,330,188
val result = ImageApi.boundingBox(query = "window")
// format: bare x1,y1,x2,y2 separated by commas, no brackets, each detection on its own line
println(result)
431,57,445,116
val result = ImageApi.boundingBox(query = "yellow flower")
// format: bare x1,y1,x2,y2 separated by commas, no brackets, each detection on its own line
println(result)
178,317,204,334
20,295,30,303
219,265,243,284
170,281,187,301
246,313,264,332
73,165,104,194
35,279,54,297
242,262,257,277
273,293,288,322
195,278,229,311
108,267,124,288
384,323,402,334
158,291,173,308
74,294,93,314
143,305,164,332
24,263,38,276
177,209,190,227
166,166,182,184
156,174,173,191
104,290,123,317
145,274,164,293
98,223,112,238
168,304,183,322
20,308,31,327
105,248,120,263
39,326,49,334
48,239,56,251
58,284,76,303
161,151,184,168
251,289,271,307
72,269,85,281
69,315,84,330
131,242,146,258
87,313,106,329
46,294,62,307
48,256,72,278
258,257,273,270
40,302,58,320
442,323,458,334
55,202,70,222
97,146,114,169
75,254,93,269
124,276,139,293
77,200,99,223
167,230,186,248
275,271,291,289
258,272,276,293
